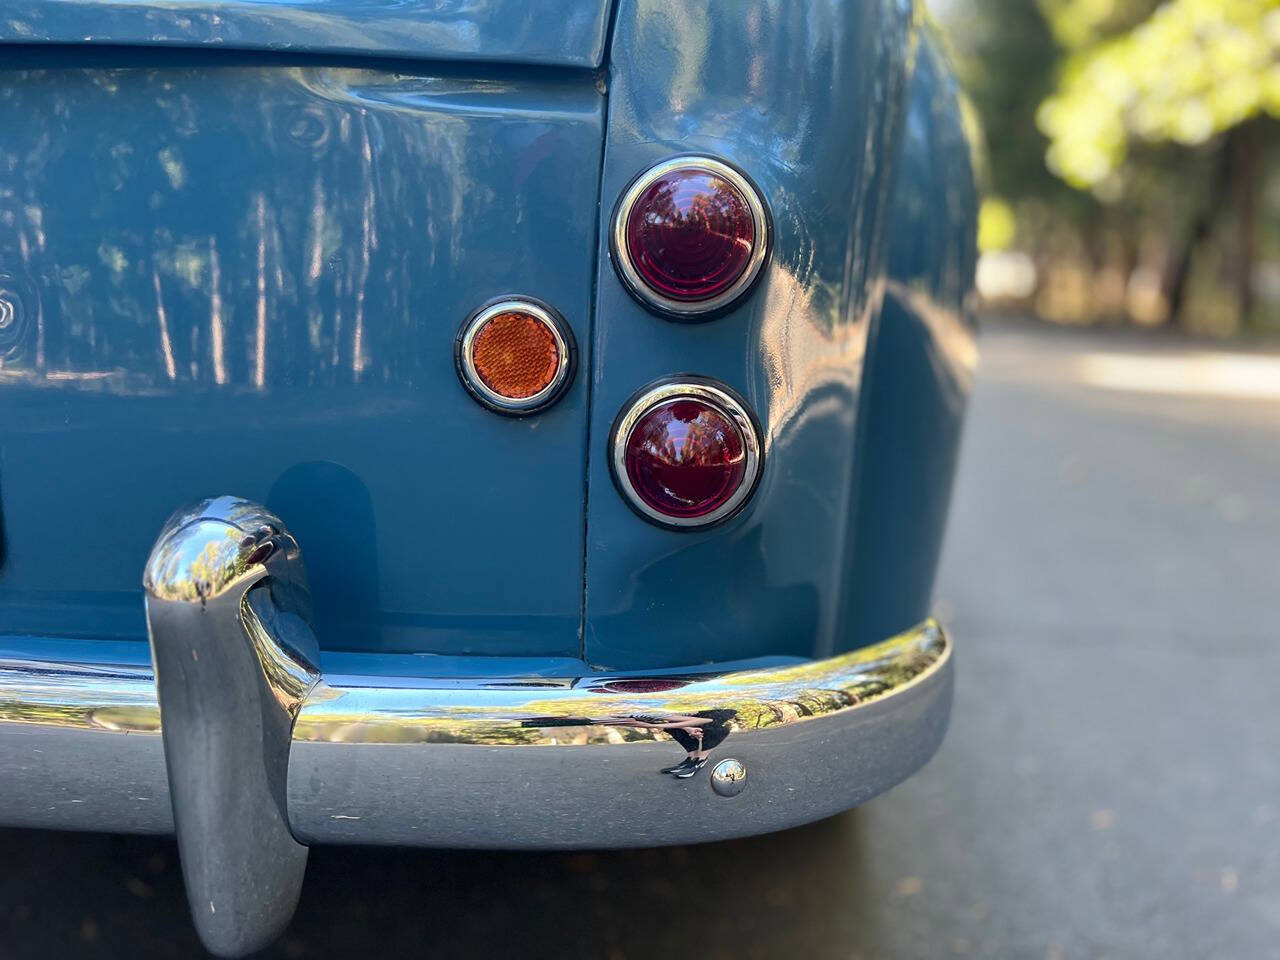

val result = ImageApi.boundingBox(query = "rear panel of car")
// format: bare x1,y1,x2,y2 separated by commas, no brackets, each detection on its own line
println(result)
0,0,612,66
0,2,974,894
0,0,972,673
0,6,608,657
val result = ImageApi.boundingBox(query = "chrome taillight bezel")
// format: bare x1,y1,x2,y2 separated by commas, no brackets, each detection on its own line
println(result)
610,155,772,320
609,377,764,530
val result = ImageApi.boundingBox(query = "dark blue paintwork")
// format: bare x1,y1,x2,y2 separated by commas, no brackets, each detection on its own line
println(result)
0,3,976,672
0,0,613,67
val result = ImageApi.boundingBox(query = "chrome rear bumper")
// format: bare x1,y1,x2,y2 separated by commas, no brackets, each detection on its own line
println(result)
0,620,951,846
0,496,952,955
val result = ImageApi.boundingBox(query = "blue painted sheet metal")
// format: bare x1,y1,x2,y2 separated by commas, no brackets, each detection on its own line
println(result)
839,35,979,653
0,57,604,656
0,1,614,68
581,0,919,670
0,4,979,673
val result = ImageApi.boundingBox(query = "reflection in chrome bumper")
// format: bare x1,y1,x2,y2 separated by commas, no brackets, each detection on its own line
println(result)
0,619,951,848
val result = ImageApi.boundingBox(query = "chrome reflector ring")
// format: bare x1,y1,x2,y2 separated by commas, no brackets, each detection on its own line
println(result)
611,155,772,319
455,298,576,416
610,378,764,530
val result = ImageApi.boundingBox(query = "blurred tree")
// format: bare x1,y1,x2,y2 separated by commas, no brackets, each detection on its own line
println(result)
944,0,1098,237
941,0,1162,321
1037,0,1280,328
1040,0,1164,49
938,0,1280,333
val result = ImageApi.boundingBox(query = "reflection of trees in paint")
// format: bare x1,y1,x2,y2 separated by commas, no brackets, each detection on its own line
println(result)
291,623,948,747
521,709,737,777
0,63,564,389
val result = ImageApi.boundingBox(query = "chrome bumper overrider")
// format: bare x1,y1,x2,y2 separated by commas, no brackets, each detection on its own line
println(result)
0,497,953,956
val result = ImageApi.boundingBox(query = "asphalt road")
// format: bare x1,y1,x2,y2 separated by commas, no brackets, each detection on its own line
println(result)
3,321,1278,959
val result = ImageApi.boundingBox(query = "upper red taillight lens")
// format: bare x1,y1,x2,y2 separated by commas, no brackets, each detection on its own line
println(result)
626,169,754,301
611,380,762,529
613,157,770,318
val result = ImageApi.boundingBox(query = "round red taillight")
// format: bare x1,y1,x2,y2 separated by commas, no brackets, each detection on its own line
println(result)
613,157,770,318
626,400,746,517
612,380,762,528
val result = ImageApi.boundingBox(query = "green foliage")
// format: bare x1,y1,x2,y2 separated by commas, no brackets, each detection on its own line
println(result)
939,0,1279,333
1040,0,1162,49
1038,0,1280,190
978,197,1017,251
942,0,1105,243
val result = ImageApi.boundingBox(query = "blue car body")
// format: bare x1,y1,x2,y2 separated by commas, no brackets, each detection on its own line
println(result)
0,0,974,668
0,0,975,952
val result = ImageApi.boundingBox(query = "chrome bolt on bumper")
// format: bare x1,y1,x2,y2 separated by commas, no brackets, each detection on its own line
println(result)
710,758,748,797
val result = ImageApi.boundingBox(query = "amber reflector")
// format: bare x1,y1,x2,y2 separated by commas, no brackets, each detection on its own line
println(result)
469,311,561,400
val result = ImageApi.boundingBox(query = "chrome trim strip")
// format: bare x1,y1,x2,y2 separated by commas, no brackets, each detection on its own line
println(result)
0,621,950,849
455,298,574,414
609,378,763,529
611,155,771,318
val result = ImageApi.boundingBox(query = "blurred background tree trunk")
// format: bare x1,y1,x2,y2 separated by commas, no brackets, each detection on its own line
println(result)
1162,136,1233,330
1233,117,1260,332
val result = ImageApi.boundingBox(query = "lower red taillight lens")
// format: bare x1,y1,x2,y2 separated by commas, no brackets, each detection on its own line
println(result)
612,380,762,528
626,399,746,518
